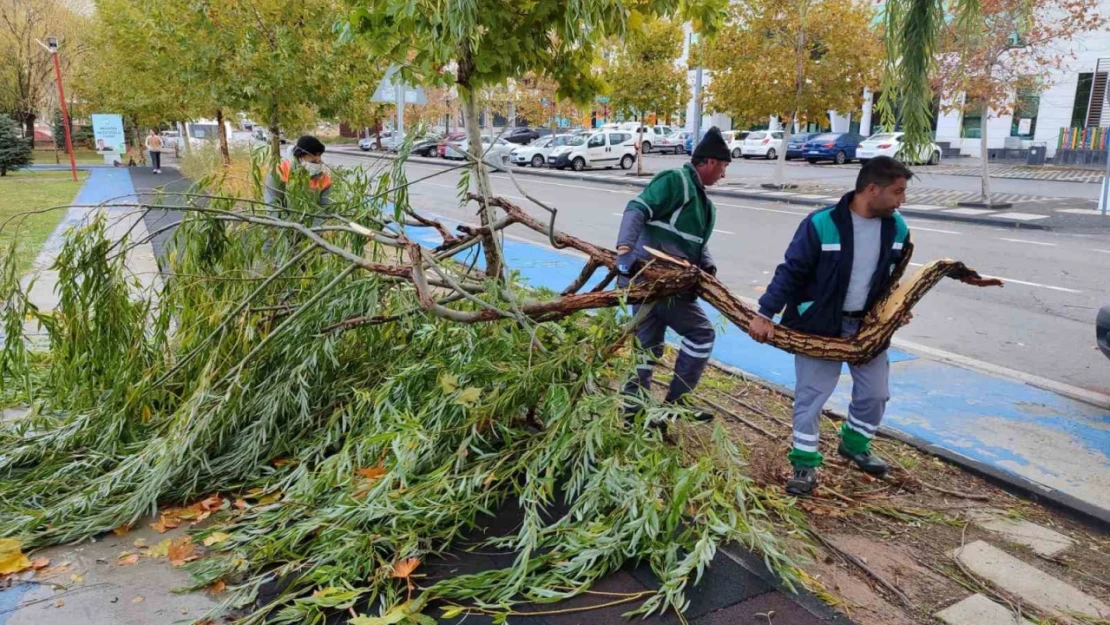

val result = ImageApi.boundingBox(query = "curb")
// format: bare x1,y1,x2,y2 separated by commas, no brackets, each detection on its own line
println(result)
332,149,1060,231
709,360,1110,531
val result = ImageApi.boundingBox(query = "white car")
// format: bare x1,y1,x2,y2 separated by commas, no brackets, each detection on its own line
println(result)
741,131,784,160
547,130,637,171
444,136,514,165
510,134,574,167
857,132,942,165
625,124,676,153
721,130,751,160
653,131,689,155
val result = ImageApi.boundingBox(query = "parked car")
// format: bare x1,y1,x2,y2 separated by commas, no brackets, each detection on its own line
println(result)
741,130,785,160
785,133,816,160
510,133,574,167
437,132,467,157
626,125,676,153
160,131,180,150
503,127,540,145
1098,304,1110,360
547,130,637,171
856,132,942,166
654,131,689,155
358,132,395,151
723,130,751,159
387,134,442,157
802,132,865,164
444,135,514,165
684,129,705,154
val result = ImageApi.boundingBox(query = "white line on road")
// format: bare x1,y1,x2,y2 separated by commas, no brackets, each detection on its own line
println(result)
1092,249,1110,255
906,224,962,235
999,238,1057,247
713,229,736,235
907,262,1081,293
714,201,810,217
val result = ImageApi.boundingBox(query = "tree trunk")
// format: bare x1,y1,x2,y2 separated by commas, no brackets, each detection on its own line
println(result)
484,104,492,134
216,108,231,166
979,107,991,205
268,97,282,162
637,122,645,176
179,121,192,155
22,113,35,140
462,88,503,279
775,112,795,187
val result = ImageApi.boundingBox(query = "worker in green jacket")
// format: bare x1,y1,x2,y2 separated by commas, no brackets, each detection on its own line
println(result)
616,127,732,423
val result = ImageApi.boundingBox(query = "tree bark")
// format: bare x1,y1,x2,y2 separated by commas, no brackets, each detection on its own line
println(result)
458,47,504,280
216,108,231,166
268,97,282,163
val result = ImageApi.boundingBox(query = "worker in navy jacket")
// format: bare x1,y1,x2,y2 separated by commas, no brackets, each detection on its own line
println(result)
749,156,914,496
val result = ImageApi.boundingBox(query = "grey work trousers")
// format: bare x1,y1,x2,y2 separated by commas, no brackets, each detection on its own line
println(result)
623,293,716,403
791,317,889,459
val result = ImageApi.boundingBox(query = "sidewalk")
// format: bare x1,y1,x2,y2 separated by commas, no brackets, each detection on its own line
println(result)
334,148,1110,231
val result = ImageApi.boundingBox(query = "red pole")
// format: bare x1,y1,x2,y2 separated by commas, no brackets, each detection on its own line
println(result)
51,51,78,182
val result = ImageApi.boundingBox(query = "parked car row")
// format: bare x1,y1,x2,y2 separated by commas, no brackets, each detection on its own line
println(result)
682,129,943,166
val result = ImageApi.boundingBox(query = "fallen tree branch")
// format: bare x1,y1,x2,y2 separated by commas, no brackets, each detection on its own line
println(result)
812,528,917,610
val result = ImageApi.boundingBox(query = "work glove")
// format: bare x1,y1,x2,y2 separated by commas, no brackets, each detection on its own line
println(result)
616,251,638,277
701,263,718,276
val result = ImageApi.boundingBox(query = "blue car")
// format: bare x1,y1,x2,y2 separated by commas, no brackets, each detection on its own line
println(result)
802,132,866,164
684,129,707,154
785,133,816,160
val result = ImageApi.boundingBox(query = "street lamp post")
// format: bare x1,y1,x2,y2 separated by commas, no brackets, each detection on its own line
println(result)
39,37,78,182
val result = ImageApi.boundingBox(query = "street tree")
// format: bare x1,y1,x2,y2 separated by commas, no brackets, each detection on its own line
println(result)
511,73,581,139
0,115,32,175
0,0,89,138
348,0,728,278
605,17,689,175
696,0,881,186
933,0,1103,206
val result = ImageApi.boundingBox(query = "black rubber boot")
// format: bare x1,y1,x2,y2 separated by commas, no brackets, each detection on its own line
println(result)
786,466,818,496
837,444,889,477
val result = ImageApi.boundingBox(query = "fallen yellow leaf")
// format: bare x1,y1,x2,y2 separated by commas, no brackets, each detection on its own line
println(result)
439,373,459,394
70,573,84,583
356,464,387,481
202,532,230,547
390,557,421,580
455,386,482,406
118,553,140,566
207,579,226,595
0,538,31,575
141,405,152,422
30,557,49,570
112,524,131,536
132,538,147,548
144,538,172,559
232,498,249,510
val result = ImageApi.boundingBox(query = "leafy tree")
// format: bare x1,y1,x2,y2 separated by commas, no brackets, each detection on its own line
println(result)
348,0,727,278
606,17,688,175
0,115,32,176
933,0,1103,206
697,0,881,186
0,0,90,138
513,73,582,138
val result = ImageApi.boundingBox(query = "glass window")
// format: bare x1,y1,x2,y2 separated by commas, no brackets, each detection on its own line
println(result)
961,108,982,139
1070,73,1093,128
588,134,605,147
566,135,587,146
810,133,840,142
1010,92,1040,138
748,132,767,140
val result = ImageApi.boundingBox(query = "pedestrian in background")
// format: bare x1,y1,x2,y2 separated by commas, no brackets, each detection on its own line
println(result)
145,129,163,174
749,156,914,496
615,126,732,427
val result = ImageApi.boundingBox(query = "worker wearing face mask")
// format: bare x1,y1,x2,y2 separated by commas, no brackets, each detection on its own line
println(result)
263,135,333,210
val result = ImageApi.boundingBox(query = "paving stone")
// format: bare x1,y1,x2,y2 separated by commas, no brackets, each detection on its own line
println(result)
935,594,1035,625
966,509,1073,556
951,540,1110,620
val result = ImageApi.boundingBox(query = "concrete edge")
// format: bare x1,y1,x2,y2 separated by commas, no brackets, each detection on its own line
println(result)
330,148,1067,231
707,360,1110,531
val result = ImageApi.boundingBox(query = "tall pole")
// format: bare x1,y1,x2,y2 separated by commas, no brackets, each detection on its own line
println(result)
692,68,703,143
47,40,77,182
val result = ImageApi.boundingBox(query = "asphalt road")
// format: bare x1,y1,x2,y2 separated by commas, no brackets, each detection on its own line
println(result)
327,152,1110,394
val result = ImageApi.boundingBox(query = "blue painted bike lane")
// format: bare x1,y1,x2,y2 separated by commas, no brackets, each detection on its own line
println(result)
414,221,1110,522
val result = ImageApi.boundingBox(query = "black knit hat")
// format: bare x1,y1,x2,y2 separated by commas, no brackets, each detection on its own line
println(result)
293,135,326,157
692,127,731,162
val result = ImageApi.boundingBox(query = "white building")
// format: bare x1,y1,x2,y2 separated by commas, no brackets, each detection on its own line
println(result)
684,2,1110,160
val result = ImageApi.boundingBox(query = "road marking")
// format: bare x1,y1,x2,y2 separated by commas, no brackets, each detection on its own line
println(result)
906,224,962,235
489,174,629,194
907,262,1080,293
1092,249,1110,254
714,201,810,217
713,229,735,235
1000,237,1056,247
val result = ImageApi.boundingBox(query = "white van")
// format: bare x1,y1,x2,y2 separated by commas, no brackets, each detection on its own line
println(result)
547,130,638,171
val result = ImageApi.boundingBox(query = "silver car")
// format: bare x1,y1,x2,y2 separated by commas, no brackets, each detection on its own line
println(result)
510,134,574,167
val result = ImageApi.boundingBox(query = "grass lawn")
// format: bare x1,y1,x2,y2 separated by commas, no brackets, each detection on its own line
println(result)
32,148,107,165
0,169,87,275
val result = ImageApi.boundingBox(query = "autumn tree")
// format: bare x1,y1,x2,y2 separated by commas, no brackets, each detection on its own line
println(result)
605,17,688,175
0,0,89,138
349,0,726,278
512,73,581,138
934,0,1103,206
697,0,881,186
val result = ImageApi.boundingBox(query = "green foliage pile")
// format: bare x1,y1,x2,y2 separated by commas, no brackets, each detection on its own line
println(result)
0,161,806,624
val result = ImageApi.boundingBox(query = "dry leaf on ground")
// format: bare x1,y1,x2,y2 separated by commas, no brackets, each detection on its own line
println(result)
117,553,140,566
131,596,144,604
143,538,171,559
202,531,230,547
207,579,226,595
0,538,31,575
112,524,131,536
168,537,198,567
356,465,387,480
390,558,420,580
30,557,49,570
